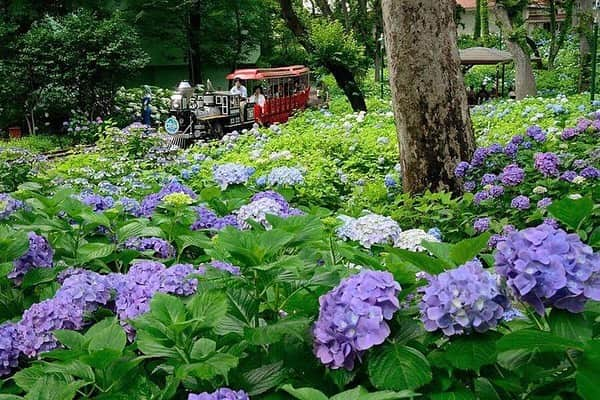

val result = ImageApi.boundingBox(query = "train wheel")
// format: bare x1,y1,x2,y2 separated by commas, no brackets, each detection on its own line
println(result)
211,121,224,139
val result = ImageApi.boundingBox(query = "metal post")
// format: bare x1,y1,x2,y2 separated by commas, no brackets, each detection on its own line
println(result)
592,23,599,103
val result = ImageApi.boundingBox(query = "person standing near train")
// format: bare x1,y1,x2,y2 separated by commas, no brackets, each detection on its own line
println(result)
230,77,248,98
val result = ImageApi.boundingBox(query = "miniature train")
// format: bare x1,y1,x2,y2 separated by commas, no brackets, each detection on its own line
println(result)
164,65,311,146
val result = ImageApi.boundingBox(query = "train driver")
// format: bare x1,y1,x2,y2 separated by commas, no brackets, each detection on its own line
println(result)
230,77,248,98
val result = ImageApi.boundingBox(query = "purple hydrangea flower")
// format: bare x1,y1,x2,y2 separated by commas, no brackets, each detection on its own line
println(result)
474,217,491,233
419,260,509,336
0,323,20,376
188,388,250,400
463,181,476,192
511,195,530,210
118,197,142,217
500,164,525,186
495,223,600,314
504,143,518,158
561,128,579,141
9,232,54,284
313,270,401,369
212,163,255,189
481,174,497,185
191,205,239,231
576,118,593,132
78,193,114,212
488,143,503,153
236,191,302,229
454,161,470,178
561,171,578,182
267,166,304,186
511,135,524,144
534,152,560,177
526,125,546,142
55,269,113,312
471,148,490,167
210,260,241,275
573,159,587,170
473,190,491,205
537,197,552,209
543,218,560,229
489,185,505,198
124,237,176,259
0,193,24,220
521,141,532,149
581,166,600,179
160,264,199,296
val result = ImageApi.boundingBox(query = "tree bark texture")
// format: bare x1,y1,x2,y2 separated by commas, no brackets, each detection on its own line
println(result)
493,5,537,99
278,0,367,111
381,0,475,194
577,0,593,91
474,0,482,39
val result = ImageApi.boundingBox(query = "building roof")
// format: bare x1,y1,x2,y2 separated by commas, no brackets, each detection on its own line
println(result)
459,47,513,65
456,0,548,10
226,65,310,81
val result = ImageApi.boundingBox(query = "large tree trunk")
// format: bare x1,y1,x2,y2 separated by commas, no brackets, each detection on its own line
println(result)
278,0,367,111
493,5,537,99
381,0,475,194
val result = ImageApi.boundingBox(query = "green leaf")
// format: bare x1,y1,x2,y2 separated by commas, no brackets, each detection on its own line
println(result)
177,232,211,252
577,340,600,400
0,395,25,400
448,233,491,265
444,334,497,371
547,196,594,230
179,353,238,380
496,329,584,352
23,376,83,400
430,391,475,400
387,248,448,274
13,366,46,391
0,231,29,263
53,330,86,350
280,384,329,400
116,221,148,241
244,317,310,345
330,386,419,400
368,343,432,391
188,291,228,330
149,293,186,326
86,318,126,353
190,338,217,360
135,330,178,359
548,309,592,342
243,361,287,396
420,241,452,263
474,378,501,400
77,242,115,263
21,267,60,290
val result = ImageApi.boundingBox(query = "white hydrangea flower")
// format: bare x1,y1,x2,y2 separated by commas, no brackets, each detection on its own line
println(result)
337,213,402,249
568,193,583,200
236,198,285,229
573,176,586,184
393,229,440,252
532,186,548,194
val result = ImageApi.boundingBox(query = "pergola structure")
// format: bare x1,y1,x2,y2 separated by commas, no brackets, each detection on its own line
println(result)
459,47,514,97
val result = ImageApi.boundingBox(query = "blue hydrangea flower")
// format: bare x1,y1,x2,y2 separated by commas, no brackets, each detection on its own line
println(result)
526,125,546,142
534,152,560,177
481,174,497,185
0,193,24,220
537,197,552,209
495,223,600,314
78,192,114,212
504,143,518,158
419,260,509,336
236,191,302,229
511,195,530,210
55,269,113,312
489,185,504,198
581,166,600,179
0,323,20,376
500,164,525,186
209,260,241,275
427,227,443,241
384,174,397,188
118,197,142,217
471,148,490,167
313,270,401,369
191,205,239,231
561,171,578,182
255,176,267,186
474,217,491,233
454,161,470,178
267,166,304,186
473,190,491,205
9,232,54,284
212,163,255,189
463,181,476,192
188,388,250,400
124,237,176,259
160,264,199,296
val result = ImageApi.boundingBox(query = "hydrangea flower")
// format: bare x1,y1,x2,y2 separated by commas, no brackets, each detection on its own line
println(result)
78,193,114,212
160,264,199,296
313,270,401,369
500,164,525,186
581,166,600,179
191,205,239,231
188,388,250,400
419,260,509,336
212,163,255,189
463,181,476,192
427,227,443,241
470,148,490,167
474,217,491,233
537,197,552,209
267,166,304,186
337,213,402,249
118,197,142,217
55,269,113,312
384,174,397,188
9,232,54,284
495,223,600,314
0,323,20,376
162,192,194,207
394,229,440,252
561,127,579,140
489,185,504,198
0,193,24,220
140,181,197,217
534,152,560,177
209,260,241,275
454,161,470,178
526,125,546,142
560,171,578,182
481,174,497,185
473,190,491,205
511,195,530,210
124,237,176,259
236,191,301,229
504,143,518,158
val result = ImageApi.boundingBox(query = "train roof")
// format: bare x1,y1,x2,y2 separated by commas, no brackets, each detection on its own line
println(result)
226,65,310,80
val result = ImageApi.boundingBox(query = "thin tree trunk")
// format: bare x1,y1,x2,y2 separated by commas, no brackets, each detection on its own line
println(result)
481,0,489,36
315,0,333,16
493,5,537,99
577,0,593,91
548,0,575,70
188,5,202,85
278,0,367,111
474,0,482,39
381,0,475,194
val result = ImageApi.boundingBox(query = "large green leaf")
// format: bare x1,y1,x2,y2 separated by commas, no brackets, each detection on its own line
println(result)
474,378,501,400
497,329,584,352
448,233,491,266
21,267,60,290
187,291,229,330
148,293,186,326
368,343,432,391
77,242,115,263
444,334,497,371
547,197,594,230
548,309,592,342
86,318,126,353
387,248,448,274
53,330,86,351
577,340,600,400
243,361,287,395
190,338,216,360
135,330,178,359
116,221,148,241
280,385,328,400
244,317,310,345
330,386,419,400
